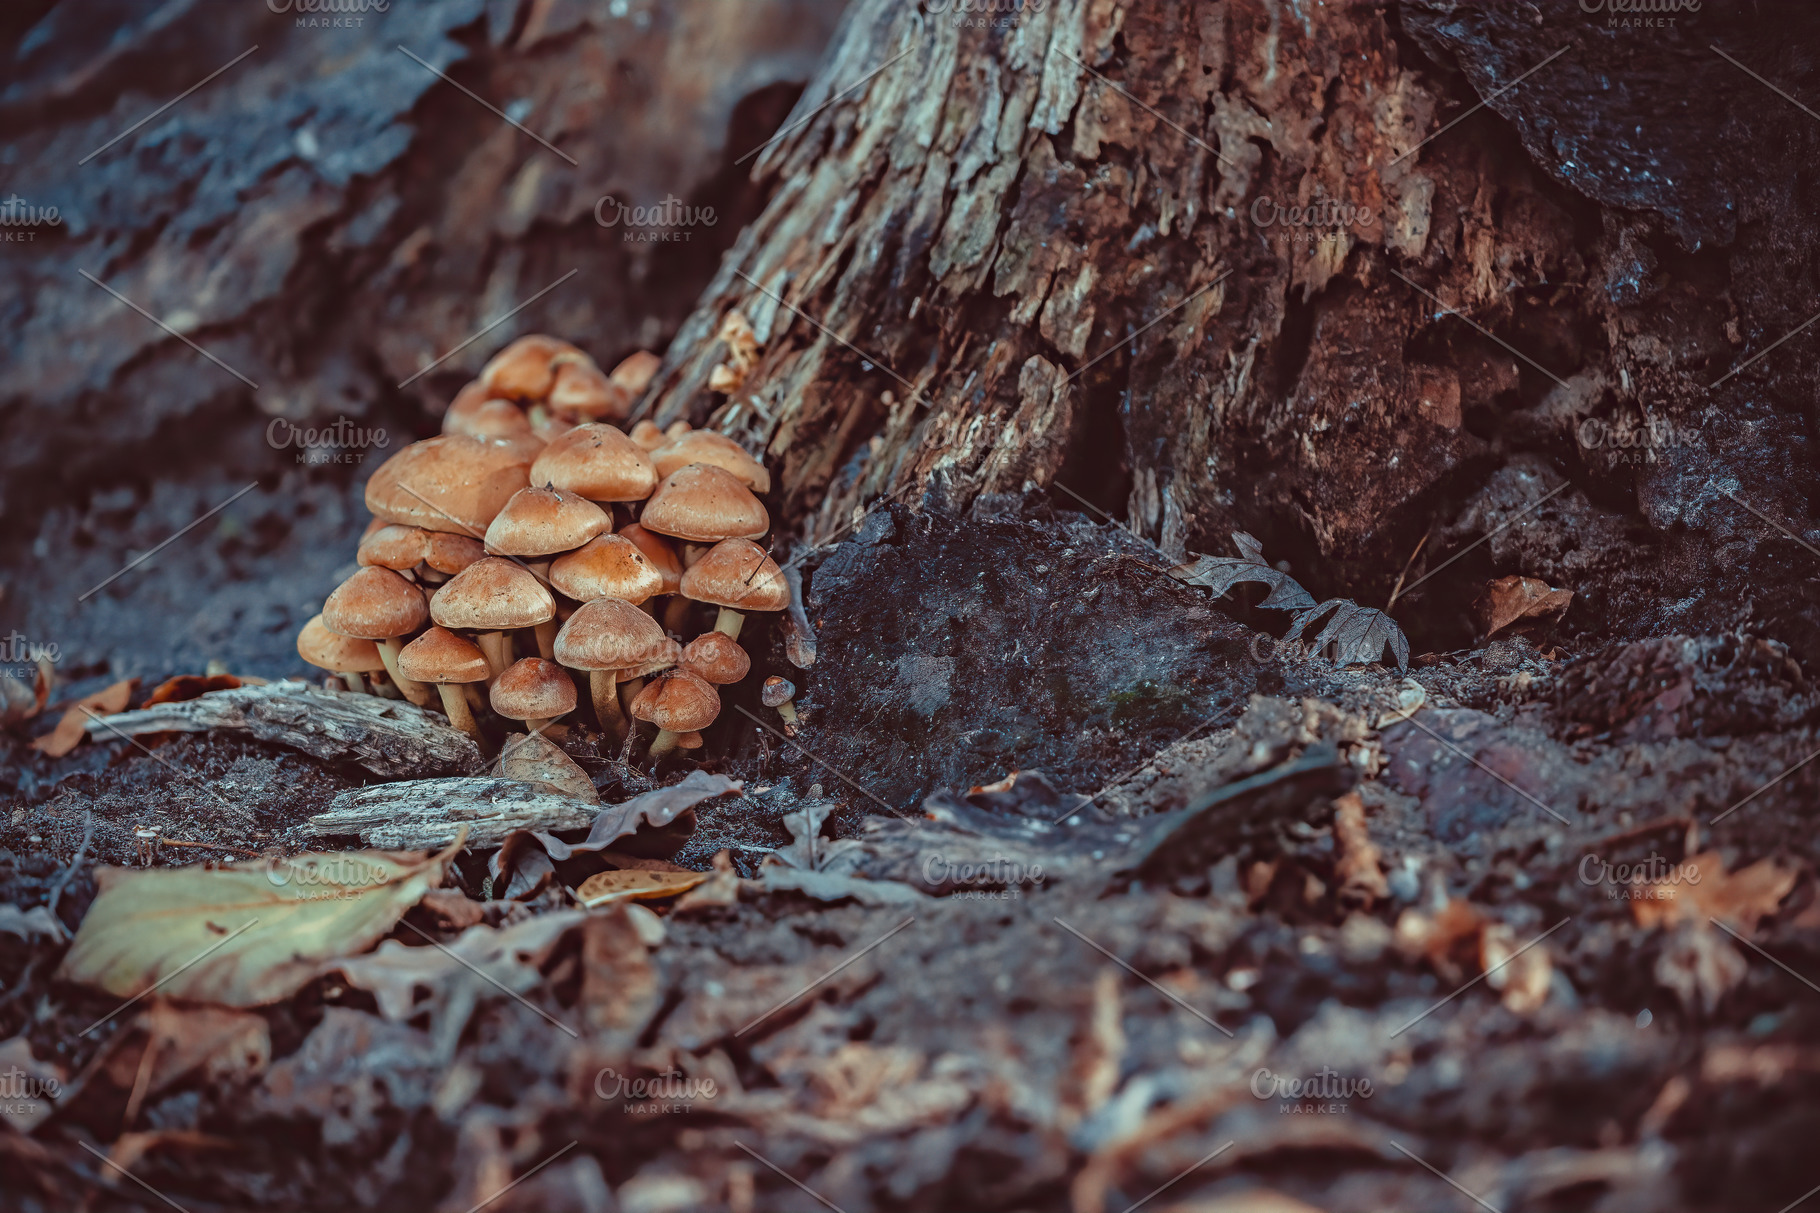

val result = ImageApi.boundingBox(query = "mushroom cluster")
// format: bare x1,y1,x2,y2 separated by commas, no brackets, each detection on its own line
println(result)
296,334,795,760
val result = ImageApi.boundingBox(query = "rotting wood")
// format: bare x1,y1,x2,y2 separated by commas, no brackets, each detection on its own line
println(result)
84,680,482,779
303,778,596,849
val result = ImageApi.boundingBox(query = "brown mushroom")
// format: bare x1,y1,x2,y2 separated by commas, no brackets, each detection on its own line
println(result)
674,730,704,751
628,419,668,451
548,358,632,422
529,423,659,504
479,334,579,402
678,538,789,641
681,631,749,685
320,566,433,706
429,557,555,680
445,394,533,443
649,430,771,493
296,614,386,694
358,524,486,584
490,657,576,732
618,521,691,630
365,434,530,536
397,626,490,744
553,597,669,736
609,350,661,396
762,675,799,734
484,486,611,558
549,534,663,604
630,668,720,758
639,464,768,543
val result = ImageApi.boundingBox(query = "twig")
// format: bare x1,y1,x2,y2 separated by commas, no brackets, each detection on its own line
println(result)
154,836,263,859
44,809,95,921
1384,529,1432,614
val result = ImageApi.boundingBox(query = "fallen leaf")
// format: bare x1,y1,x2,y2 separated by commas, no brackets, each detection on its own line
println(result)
581,906,659,1038
33,678,136,757
575,868,709,907
1394,898,1484,983
1482,922,1552,1013
59,835,462,1007
0,904,67,943
533,769,743,858
1171,532,1318,612
1284,599,1410,671
770,800,863,873
675,849,744,915
419,888,486,931
1475,575,1573,638
1376,678,1426,728
331,909,589,1022
145,674,243,706
1632,851,1798,935
1655,921,1748,1015
494,730,599,804
760,866,928,906
1332,792,1388,909
64,1002,268,1130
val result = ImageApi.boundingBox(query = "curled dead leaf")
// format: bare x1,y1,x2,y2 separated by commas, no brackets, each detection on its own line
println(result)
575,868,709,907
1632,851,1798,936
1332,792,1388,910
1475,575,1573,638
33,677,136,757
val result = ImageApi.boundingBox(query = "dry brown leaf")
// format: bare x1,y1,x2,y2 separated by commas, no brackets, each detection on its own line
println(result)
32,677,136,757
1332,792,1388,909
331,909,587,1022
575,868,709,907
0,659,52,727
674,849,743,915
145,674,243,706
581,906,659,1038
1655,921,1748,1015
59,836,461,1007
1632,851,1798,935
494,730,599,804
1394,898,1485,983
1475,575,1573,637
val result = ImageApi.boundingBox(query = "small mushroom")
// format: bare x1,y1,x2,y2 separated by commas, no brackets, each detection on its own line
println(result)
630,668,719,759
609,350,661,396
479,334,581,402
429,557,555,680
445,395,534,443
548,357,632,422
490,657,576,733
358,524,486,583
484,486,612,560
549,534,663,605
639,463,769,543
678,538,789,641
529,422,659,504
553,597,669,737
762,675,799,734
674,730,704,751
649,430,771,493
628,419,668,452
320,566,434,706
364,434,530,537
618,521,689,628
397,626,490,745
296,614,386,694
681,631,749,685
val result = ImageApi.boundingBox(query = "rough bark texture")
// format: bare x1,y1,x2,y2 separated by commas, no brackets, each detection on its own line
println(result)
304,776,594,848
639,0,1819,661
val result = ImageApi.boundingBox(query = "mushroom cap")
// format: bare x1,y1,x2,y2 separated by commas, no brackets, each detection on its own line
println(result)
397,626,490,685
679,538,790,612
628,419,668,451
528,404,578,444
445,392,532,442
549,359,633,422
297,614,387,673
640,464,769,543
358,524,487,574
530,423,659,503
609,350,661,396
615,522,684,594
424,530,488,575
629,669,721,732
666,419,693,440
548,533,664,604
681,631,750,685
430,557,556,630
484,486,611,557
490,657,577,720
650,430,771,494
479,334,579,402
321,566,429,640
553,597,670,671
761,675,797,707
365,434,531,536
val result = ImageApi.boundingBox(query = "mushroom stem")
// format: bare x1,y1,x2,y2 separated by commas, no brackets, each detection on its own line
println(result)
376,639,435,707
776,699,800,735
712,606,746,641
590,669,625,736
525,717,552,734
534,619,558,660
478,631,511,682
342,671,367,695
649,728,683,758
435,683,484,745
465,683,487,712
619,676,646,717
662,595,692,634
